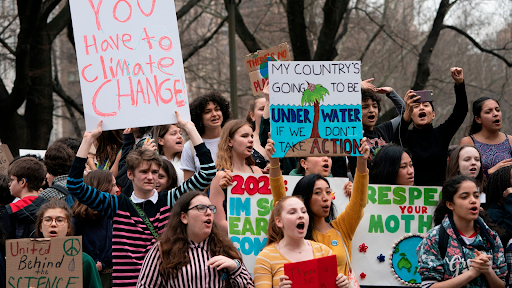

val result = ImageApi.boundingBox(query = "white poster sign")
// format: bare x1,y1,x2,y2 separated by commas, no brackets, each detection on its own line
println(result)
269,61,363,158
69,0,190,131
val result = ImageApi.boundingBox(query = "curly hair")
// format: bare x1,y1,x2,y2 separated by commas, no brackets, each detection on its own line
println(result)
189,91,231,136
361,88,381,114
215,120,255,170
158,191,242,280
486,165,512,207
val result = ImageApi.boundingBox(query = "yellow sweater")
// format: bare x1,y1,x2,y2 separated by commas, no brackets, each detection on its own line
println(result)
269,170,368,275
253,240,333,288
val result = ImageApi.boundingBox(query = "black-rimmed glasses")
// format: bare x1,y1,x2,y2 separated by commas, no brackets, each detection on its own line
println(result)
187,204,217,214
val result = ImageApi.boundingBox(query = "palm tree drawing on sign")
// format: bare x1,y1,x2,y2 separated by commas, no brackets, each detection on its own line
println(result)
302,81,329,138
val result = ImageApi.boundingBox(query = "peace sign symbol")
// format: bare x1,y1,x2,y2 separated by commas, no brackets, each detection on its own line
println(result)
63,238,81,256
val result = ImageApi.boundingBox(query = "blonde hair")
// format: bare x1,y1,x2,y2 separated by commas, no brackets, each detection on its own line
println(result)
215,120,255,170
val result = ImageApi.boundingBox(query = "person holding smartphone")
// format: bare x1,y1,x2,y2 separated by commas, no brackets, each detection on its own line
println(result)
394,67,468,186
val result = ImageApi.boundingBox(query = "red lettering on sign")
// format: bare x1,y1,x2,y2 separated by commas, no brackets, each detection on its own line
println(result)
81,64,98,83
88,0,104,31
92,80,116,117
137,0,157,16
113,0,132,23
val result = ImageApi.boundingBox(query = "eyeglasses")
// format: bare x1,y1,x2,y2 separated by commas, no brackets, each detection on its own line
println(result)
42,216,68,226
187,204,217,214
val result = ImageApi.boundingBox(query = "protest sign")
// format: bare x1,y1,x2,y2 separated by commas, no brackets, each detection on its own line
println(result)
284,255,338,288
69,0,190,132
19,149,46,159
227,173,349,273
244,43,291,96
227,174,441,286
6,236,83,288
269,61,363,158
351,185,440,287
0,144,13,174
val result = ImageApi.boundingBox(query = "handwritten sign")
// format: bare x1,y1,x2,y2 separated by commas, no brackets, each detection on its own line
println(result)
351,185,440,286
227,173,348,273
69,0,190,131
284,255,338,288
244,43,291,96
6,237,83,288
269,61,363,157
0,144,13,174
227,175,442,286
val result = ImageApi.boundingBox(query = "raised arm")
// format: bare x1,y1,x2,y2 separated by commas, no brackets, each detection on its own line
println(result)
266,134,286,207
438,67,468,145
330,138,369,239
375,88,405,131
69,121,119,219
393,90,419,146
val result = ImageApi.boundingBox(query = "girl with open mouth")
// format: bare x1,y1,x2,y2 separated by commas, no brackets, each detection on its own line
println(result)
137,191,253,287
460,97,512,179
265,134,370,278
417,175,507,288
35,199,102,288
254,196,349,288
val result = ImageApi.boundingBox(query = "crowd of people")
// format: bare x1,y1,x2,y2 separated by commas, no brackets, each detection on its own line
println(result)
0,66,511,288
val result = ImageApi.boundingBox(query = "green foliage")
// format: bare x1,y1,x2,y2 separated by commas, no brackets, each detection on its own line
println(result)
301,84,329,106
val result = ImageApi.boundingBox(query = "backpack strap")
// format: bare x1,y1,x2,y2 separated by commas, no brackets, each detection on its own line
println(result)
129,198,159,240
438,224,449,260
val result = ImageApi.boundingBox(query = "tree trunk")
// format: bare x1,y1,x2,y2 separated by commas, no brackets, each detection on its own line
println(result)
411,0,454,90
310,101,320,138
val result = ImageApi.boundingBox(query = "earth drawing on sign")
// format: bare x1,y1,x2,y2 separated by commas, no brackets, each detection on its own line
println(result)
390,235,423,285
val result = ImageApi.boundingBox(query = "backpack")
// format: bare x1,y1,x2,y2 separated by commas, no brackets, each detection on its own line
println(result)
50,184,76,209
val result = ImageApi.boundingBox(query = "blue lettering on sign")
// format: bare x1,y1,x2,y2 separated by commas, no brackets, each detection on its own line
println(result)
231,236,267,256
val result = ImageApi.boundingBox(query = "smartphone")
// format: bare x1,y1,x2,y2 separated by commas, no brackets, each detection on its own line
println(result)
412,90,433,103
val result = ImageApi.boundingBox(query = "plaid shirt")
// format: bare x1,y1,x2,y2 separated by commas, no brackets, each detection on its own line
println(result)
39,175,68,200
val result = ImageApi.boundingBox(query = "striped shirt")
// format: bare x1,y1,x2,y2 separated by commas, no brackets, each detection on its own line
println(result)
136,238,254,288
254,241,333,288
67,142,216,288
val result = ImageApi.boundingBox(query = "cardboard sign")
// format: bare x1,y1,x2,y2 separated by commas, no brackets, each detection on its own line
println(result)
69,0,190,132
269,61,363,158
0,144,13,174
244,43,291,96
227,173,349,273
284,255,338,288
6,237,83,288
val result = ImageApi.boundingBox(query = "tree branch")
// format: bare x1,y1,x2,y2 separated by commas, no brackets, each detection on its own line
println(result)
53,81,84,116
0,37,16,56
183,16,228,63
41,0,62,21
224,0,261,53
313,0,350,60
0,14,18,35
177,0,202,20
442,25,512,67
359,25,384,61
47,1,71,42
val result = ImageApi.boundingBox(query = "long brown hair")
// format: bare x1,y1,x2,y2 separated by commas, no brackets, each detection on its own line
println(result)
95,130,123,169
245,95,265,130
35,199,74,238
266,196,303,246
158,191,242,279
72,170,113,221
216,120,255,170
446,145,486,192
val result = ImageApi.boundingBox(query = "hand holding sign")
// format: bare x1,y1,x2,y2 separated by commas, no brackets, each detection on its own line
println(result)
283,255,338,288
